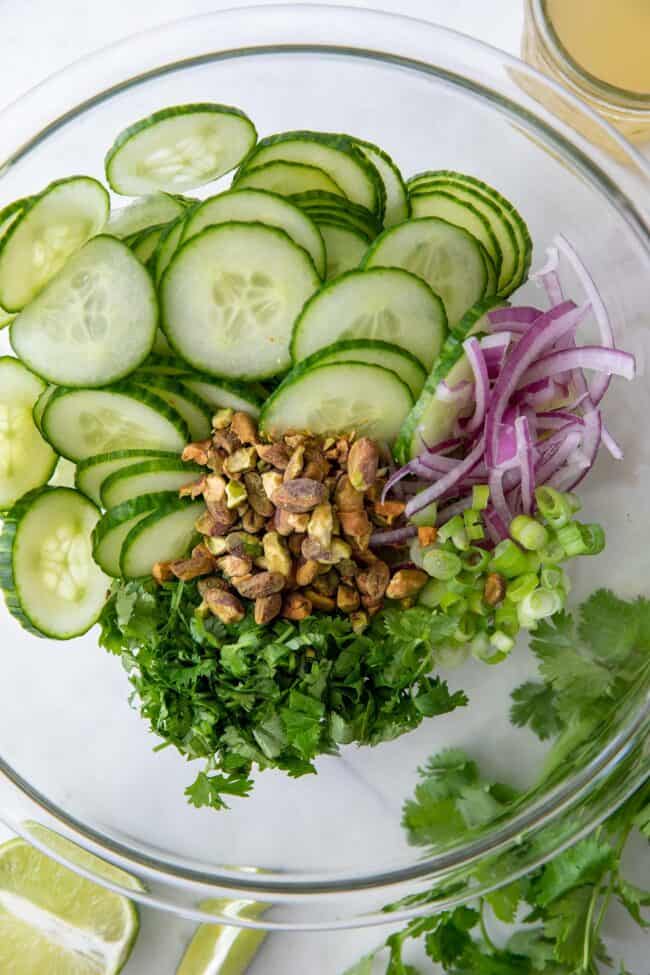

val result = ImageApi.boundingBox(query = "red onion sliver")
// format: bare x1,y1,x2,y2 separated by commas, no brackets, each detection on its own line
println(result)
370,526,418,547
463,337,490,434
488,467,512,525
552,409,602,492
517,345,635,388
405,437,486,516
601,423,623,460
483,506,509,543
535,430,582,483
437,379,474,404
531,246,564,306
487,306,542,327
515,415,535,514
536,410,585,430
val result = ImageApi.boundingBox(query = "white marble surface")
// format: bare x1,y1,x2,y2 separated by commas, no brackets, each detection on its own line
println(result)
0,1,647,972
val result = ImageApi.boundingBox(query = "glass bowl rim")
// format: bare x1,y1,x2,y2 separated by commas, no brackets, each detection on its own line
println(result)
0,1,648,921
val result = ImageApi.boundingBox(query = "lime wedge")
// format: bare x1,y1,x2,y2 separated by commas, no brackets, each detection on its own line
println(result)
0,829,140,974
177,899,268,975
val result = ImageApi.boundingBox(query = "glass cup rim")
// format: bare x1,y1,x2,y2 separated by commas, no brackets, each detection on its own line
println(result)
0,2,648,924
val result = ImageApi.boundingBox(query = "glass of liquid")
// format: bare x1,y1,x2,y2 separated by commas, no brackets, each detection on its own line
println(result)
522,0,650,147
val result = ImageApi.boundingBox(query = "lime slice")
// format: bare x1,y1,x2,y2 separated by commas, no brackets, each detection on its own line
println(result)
0,827,140,974
177,899,268,975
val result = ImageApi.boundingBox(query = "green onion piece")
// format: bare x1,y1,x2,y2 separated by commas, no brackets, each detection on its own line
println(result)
454,614,477,643
556,521,588,557
490,630,515,654
524,551,542,574
468,590,488,616
417,578,447,608
463,546,490,575
509,514,549,551
410,500,438,527
506,572,539,603
540,565,570,592
538,539,566,564
437,515,464,543
467,523,485,541
495,602,520,637
472,484,490,510
463,508,480,527
517,588,564,628
534,486,574,529
488,539,530,578
440,592,467,613
471,631,510,664
422,548,462,580
452,527,470,551
566,492,582,514
579,523,606,556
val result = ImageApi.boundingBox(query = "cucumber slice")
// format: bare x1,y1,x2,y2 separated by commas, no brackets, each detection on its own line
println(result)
182,189,326,278
0,198,32,239
291,267,446,372
107,193,186,238
180,373,263,417
42,384,189,462
153,214,189,283
408,170,532,294
152,329,174,356
135,355,190,377
75,448,180,506
318,221,369,279
291,339,426,398
10,235,158,388
0,177,110,312
481,245,498,297
0,487,108,638
129,222,167,265
394,297,498,463
0,358,58,510
161,222,320,380
353,138,409,227
92,491,175,576
289,191,381,239
410,190,502,281
105,103,257,195
134,376,212,440
0,307,15,330
239,131,384,217
260,362,413,442
101,458,202,509
363,217,487,327
32,384,57,436
120,496,204,579
234,160,345,198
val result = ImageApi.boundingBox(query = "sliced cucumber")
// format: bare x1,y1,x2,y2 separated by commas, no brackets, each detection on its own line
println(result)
238,131,384,217
0,487,108,638
481,245,498,297
153,214,189,284
353,138,409,227
318,221,369,279
180,373,263,417
363,217,487,326
135,355,190,377
105,103,257,195
107,193,186,238
0,307,15,330
101,458,203,509
409,190,502,281
10,235,158,388
32,384,57,436
152,328,174,356
291,339,426,398
0,177,109,312
129,222,167,265
408,170,532,294
289,191,381,239
92,492,175,576
0,198,32,239
134,376,212,440
260,362,413,442
394,298,496,463
233,160,345,198
42,384,189,462
120,496,204,579
182,189,326,279
0,358,58,510
291,268,446,372
76,448,181,506
161,222,320,380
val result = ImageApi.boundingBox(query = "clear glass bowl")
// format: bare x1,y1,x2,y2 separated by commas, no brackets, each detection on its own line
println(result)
0,3,648,932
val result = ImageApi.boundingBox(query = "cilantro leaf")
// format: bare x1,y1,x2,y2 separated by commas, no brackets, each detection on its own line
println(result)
509,682,563,741
424,906,479,967
185,771,253,810
531,835,614,906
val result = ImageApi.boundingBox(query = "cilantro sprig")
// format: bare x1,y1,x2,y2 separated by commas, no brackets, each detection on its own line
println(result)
99,579,467,809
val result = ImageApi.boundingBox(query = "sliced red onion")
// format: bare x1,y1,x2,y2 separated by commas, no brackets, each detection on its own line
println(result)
418,453,463,473
437,379,474,405
550,409,602,492
481,331,513,350
463,337,490,434
485,301,585,467
517,345,635,388
425,436,463,455
536,410,585,430
483,506,509,543
554,234,615,405
488,467,512,525
487,306,542,331
370,525,418,547
535,429,582,483
437,495,474,523
601,423,623,460
406,437,485,516
531,246,564,306
515,416,535,514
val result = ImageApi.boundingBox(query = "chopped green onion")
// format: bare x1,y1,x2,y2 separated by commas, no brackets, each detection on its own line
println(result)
524,551,542,574
440,592,467,613
410,500,438,527
490,630,515,654
556,521,587,557
463,546,490,575
467,523,485,541
538,539,566,564
422,548,463,581
467,590,488,615
540,566,570,592
488,539,530,578
417,579,447,608
454,614,477,643
495,602,520,637
464,508,481,527
471,631,510,664
566,492,582,514
437,515,464,542
534,486,574,529
517,588,564,628
506,572,539,603
472,485,490,510
509,514,549,551
579,523,606,556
